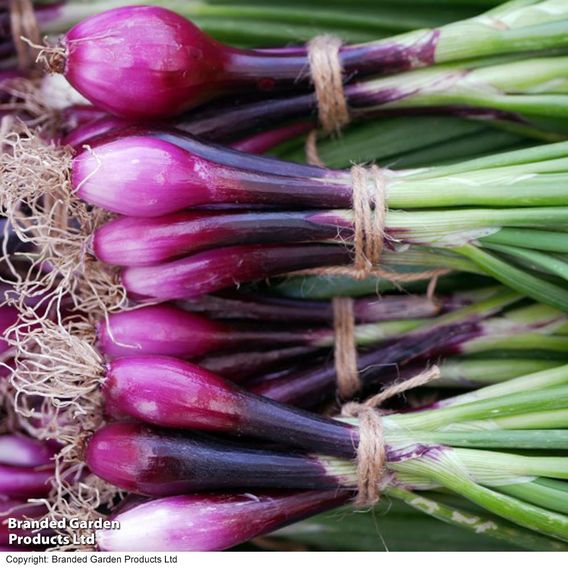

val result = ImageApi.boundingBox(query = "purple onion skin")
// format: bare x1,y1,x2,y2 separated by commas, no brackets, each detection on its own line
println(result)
250,321,482,407
59,105,110,139
0,69,20,103
97,490,350,551
0,434,54,467
0,465,52,498
62,115,131,148
87,422,345,496
102,356,357,458
93,210,348,267
121,244,352,301
72,132,347,217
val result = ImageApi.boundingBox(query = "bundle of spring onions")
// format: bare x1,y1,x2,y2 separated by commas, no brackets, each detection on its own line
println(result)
35,3,568,118
79,363,568,551
5,124,568,311
1,0,568,555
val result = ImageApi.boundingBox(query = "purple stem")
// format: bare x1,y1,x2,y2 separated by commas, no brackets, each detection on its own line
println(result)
249,321,482,407
180,292,445,324
197,346,322,383
231,121,313,154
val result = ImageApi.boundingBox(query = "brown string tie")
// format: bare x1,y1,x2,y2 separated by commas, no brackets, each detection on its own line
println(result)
291,162,450,282
332,297,359,399
9,0,41,71
307,35,350,136
342,365,440,507
305,129,325,167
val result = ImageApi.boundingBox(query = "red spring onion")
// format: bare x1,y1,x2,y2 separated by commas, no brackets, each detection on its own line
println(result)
51,5,568,119
86,422,354,496
95,295,448,359
91,210,350,267
121,243,351,301
102,355,358,458
72,128,345,217
97,490,350,551
54,6,440,118
96,303,334,359
62,113,312,156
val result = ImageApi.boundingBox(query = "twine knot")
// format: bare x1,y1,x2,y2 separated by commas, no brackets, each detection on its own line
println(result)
351,164,387,276
341,366,441,507
342,403,385,507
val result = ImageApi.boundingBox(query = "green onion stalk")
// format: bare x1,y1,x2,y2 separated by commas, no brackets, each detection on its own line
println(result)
21,0,491,50
247,142,568,311
338,364,568,544
414,358,567,389
272,115,530,169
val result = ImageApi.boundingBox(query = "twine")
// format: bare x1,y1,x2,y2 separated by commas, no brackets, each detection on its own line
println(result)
319,163,445,396
307,35,350,135
342,366,440,507
305,37,444,507
332,297,359,399
305,45,451,281
9,0,41,71
305,130,325,167
291,160,450,282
